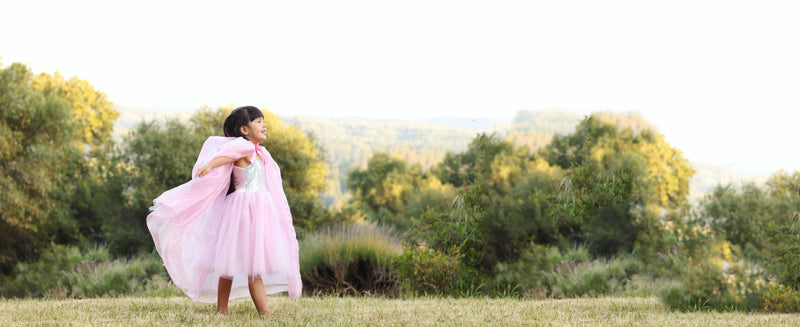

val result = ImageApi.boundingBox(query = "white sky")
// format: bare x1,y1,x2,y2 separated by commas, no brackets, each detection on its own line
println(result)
1,0,799,173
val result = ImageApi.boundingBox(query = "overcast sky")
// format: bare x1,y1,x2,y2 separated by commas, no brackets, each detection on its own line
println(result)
1,0,798,173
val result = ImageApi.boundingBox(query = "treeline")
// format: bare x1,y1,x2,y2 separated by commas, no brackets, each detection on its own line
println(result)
288,111,655,208
2,61,799,312
336,116,800,311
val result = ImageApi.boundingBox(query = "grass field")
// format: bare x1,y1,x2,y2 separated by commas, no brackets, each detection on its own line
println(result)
1,296,797,326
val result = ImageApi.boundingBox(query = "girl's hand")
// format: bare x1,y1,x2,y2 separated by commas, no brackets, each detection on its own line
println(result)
196,164,213,178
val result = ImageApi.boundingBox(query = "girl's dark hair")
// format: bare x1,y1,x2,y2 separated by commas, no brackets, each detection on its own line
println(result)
223,106,265,195
223,106,264,138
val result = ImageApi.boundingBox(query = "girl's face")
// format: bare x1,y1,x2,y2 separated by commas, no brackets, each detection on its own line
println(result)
241,117,267,143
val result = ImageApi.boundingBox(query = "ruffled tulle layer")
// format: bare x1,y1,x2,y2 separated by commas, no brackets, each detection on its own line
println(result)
149,190,298,303
210,191,293,294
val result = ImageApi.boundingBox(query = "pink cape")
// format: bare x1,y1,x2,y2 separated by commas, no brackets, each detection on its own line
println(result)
147,136,301,303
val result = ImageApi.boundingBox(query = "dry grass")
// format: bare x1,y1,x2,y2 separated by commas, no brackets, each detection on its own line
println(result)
1,296,797,326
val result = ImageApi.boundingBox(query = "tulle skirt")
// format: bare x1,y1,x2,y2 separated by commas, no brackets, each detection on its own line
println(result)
149,191,298,303
206,191,294,298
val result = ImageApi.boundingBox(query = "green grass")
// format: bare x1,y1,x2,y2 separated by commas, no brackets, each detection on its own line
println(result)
1,296,797,326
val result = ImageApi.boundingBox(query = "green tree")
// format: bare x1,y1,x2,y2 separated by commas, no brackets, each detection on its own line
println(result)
431,134,564,266
700,171,800,262
540,115,694,258
346,153,428,230
0,63,85,273
97,119,205,255
31,71,119,155
261,109,332,231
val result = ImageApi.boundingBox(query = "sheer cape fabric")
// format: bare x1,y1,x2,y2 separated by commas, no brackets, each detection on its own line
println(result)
147,136,301,303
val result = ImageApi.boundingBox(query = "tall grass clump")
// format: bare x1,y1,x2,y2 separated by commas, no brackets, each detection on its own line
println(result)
0,244,181,299
299,223,402,296
495,244,648,299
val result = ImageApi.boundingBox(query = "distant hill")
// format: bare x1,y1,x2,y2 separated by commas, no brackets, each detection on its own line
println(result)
688,161,768,203
113,105,194,139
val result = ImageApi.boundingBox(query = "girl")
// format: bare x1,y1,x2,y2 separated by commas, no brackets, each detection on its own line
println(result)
147,106,301,314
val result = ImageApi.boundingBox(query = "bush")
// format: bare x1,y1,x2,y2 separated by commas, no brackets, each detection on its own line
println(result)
391,243,468,296
0,244,180,299
766,213,800,289
495,244,642,299
658,241,766,312
760,283,800,313
299,223,402,296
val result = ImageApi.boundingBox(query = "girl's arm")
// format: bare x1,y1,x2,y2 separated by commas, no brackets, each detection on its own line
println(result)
196,156,238,178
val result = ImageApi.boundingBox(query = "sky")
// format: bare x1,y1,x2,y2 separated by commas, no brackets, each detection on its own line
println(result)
1,0,799,174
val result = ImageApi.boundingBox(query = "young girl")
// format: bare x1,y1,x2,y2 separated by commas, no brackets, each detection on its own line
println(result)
147,106,301,314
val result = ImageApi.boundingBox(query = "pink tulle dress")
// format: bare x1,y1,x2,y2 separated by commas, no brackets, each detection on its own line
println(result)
147,137,302,303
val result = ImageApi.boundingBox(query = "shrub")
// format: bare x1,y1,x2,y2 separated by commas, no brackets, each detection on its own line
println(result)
548,257,642,298
391,243,466,296
299,223,402,296
0,244,180,299
760,283,800,313
766,213,800,289
658,241,766,312
495,244,642,299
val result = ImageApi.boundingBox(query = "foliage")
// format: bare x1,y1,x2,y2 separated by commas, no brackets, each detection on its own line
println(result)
97,119,205,255
390,244,472,296
431,133,565,267
299,223,402,295
760,283,800,313
346,153,425,230
495,244,642,299
407,189,487,271
286,116,475,207
540,115,694,262
658,240,767,312
540,115,694,216
765,212,800,289
548,163,641,256
30,71,119,155
700,184,780,260
261,109,333,231
0,244,178,299
699,170,800,283
0,62,117,274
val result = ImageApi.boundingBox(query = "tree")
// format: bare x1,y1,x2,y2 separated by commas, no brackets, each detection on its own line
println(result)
540,115,694,258
346,153,424,230
97,119,206,255
700,170,800,261
432,133,565,266
31,71,119,155
0,63,86,273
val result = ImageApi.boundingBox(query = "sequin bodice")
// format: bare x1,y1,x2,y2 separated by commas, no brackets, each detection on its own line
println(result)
232,159,268,193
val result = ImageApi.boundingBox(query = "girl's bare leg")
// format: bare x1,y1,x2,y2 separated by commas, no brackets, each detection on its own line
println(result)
248,277,270,313
217,277,233,315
